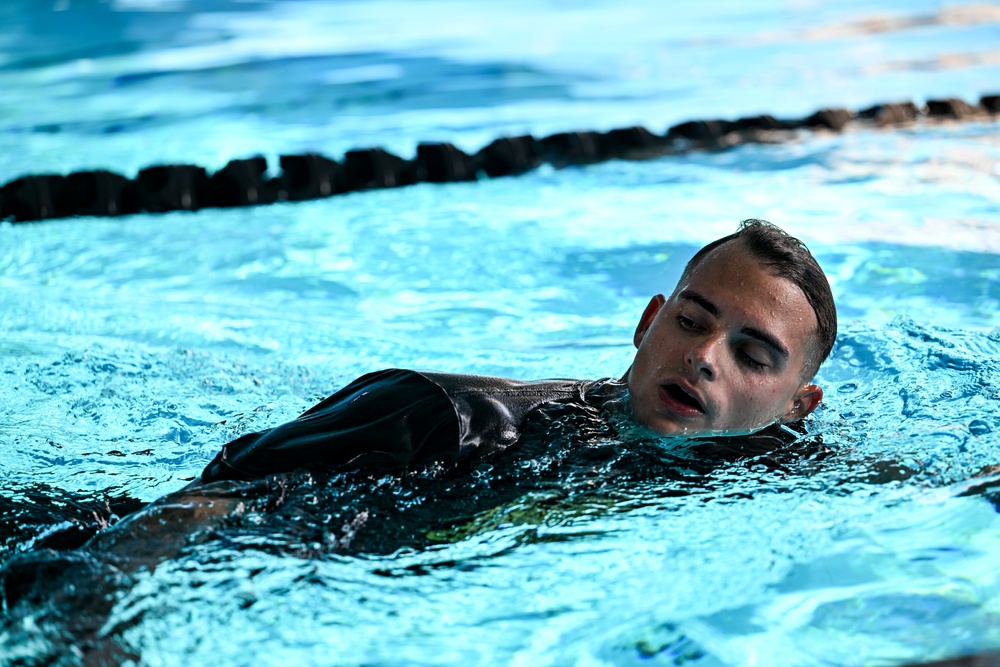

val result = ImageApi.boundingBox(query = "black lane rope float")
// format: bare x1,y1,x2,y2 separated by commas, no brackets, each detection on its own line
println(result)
2,94,997,224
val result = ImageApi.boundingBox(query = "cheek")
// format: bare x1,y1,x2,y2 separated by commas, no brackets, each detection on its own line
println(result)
730,378,788,417
637,332,676,372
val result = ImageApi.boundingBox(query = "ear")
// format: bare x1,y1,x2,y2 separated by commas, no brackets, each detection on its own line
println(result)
780,384,823,423
633,295,666,349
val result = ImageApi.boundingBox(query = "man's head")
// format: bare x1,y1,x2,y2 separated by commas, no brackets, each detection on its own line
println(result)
626,219,837,436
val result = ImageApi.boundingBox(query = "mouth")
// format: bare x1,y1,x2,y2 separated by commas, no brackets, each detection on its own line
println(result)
658,382,706,417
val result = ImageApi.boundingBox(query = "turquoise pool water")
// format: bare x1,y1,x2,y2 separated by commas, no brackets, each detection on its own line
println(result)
2,1,1000,665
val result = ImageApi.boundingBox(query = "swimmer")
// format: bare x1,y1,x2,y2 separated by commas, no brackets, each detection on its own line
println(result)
9,219,838,558
77,217,834,562
0,219,838,661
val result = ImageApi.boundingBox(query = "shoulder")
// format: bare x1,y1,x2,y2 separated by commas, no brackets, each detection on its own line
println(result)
312,368,442,404
414,370,588,399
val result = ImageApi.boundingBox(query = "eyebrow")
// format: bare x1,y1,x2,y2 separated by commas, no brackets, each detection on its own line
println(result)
678,289,791,361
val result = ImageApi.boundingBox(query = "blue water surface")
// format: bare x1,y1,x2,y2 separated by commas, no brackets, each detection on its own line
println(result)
1,1,999,665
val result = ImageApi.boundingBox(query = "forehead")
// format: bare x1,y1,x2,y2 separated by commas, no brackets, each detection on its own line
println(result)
676,241,818,350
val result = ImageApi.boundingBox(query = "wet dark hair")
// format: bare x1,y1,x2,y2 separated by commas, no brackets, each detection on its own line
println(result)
681,219,837,379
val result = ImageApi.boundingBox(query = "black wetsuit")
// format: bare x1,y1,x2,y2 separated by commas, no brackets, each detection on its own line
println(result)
201,368,629,484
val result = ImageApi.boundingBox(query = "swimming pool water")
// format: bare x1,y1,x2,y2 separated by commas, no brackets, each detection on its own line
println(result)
1,1,999,665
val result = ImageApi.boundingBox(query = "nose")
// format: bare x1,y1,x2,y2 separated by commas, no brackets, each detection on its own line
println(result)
684,335,720,379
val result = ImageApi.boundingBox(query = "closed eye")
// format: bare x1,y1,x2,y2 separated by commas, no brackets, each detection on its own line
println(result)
676,315,702,331
738,348,767,370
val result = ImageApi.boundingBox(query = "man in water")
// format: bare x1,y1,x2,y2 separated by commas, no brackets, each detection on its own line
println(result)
196,217,837,485
8,218,840,555
5,218,838,562
0,219,838,662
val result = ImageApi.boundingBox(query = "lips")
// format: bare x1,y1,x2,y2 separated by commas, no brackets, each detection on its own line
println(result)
658,381,706,417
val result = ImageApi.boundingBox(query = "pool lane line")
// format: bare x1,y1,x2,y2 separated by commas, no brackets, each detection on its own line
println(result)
0,95,996,224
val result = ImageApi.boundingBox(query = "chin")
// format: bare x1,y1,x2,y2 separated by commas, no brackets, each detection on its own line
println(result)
641,414,708,437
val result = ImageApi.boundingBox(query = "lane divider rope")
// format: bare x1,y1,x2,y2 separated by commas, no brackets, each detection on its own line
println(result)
1,95,996,223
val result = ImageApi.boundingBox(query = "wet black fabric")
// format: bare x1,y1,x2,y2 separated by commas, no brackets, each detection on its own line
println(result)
201,368,619,483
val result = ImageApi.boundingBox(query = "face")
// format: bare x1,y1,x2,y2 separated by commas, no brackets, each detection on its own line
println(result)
626,241,823,436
